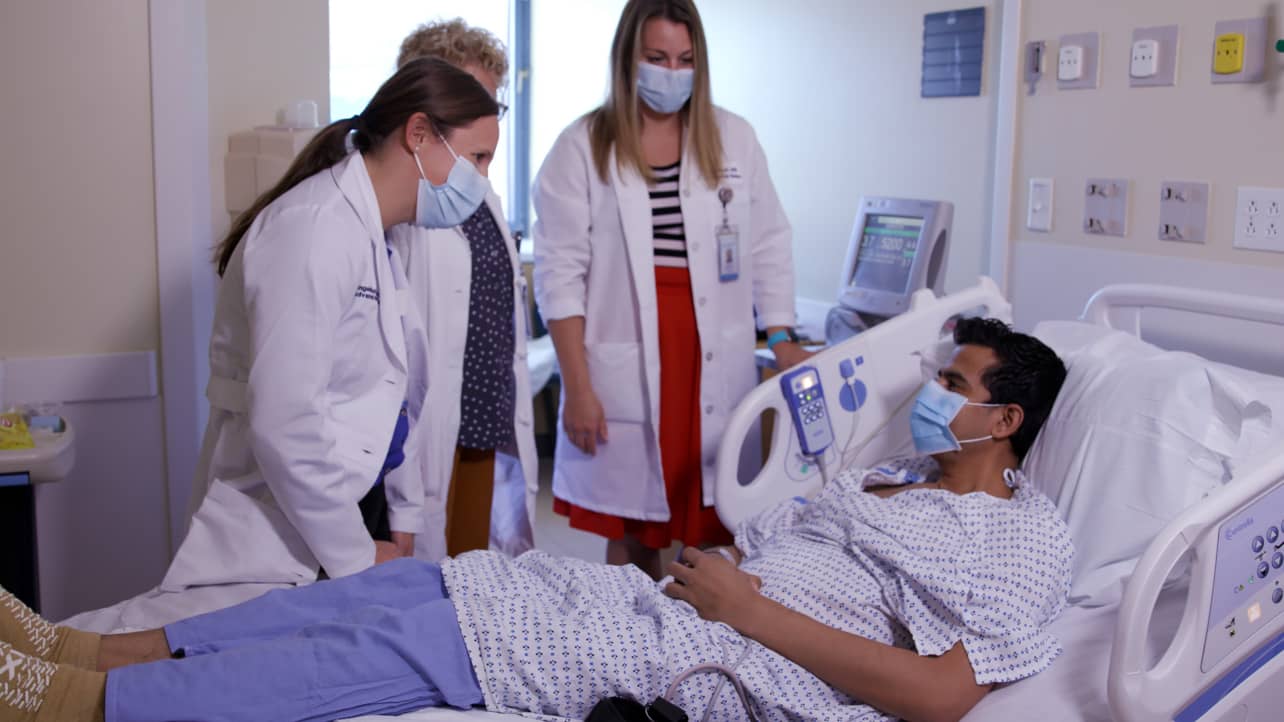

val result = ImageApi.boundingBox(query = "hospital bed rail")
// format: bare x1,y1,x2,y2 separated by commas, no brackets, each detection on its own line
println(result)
714,276,1011,531
1101,284,1284,722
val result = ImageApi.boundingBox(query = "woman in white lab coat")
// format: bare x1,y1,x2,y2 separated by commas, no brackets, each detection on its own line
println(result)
388,20,539,560
533,0,807,578
162,57,502,589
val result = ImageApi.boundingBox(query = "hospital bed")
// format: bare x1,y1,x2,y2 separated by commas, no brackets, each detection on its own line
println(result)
68,278,1284,721
717,277,1284,722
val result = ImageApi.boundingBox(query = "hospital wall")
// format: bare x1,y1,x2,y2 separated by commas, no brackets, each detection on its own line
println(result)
207,0,330,248
0,0,330,621
0,1,171,621
1007,0,1284,331
701,0,1005,303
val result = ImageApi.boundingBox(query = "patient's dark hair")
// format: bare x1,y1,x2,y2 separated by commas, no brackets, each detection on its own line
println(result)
953,317,1067,462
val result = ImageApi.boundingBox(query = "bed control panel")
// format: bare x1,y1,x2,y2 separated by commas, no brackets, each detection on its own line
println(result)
1204,483,1284,672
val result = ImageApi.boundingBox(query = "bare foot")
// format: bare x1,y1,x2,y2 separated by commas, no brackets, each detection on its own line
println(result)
96,629,173,671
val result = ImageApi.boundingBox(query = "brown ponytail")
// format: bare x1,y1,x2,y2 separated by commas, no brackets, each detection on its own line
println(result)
215,57,498,275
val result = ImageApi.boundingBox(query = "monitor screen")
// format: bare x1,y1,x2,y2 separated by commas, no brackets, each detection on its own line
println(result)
849,214,924,294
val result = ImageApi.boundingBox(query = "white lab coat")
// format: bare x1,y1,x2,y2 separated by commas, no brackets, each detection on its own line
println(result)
387,191,539,561
162,152,429,589
532,107,795,520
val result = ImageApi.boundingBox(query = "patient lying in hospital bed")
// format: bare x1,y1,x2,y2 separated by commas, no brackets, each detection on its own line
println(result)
0,318,1073,722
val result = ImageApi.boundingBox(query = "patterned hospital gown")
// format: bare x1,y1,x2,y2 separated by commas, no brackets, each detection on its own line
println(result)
442,460,1074,721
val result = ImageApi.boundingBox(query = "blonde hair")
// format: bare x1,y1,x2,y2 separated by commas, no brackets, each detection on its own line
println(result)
397,18,509,90
588,0,722,187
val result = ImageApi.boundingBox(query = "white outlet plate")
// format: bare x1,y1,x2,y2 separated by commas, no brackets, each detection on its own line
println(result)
1059,45,1084,80
1158,181,1209,243
1027,177,1054,232
1130,25,1179,87
1234,186,1284,252
1130,39,1159,78
1058,32,1100,90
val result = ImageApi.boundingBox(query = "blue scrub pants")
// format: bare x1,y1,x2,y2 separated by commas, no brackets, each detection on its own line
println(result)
106,559,483,722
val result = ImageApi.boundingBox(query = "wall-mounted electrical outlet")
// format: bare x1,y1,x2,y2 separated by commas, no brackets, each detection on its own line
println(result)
1212,18,1267,84
1058,32,1100,90
1158,181,1209,243
1130,25,1179,87
1059,45,1084,80
1084,178,1129,237
1131,39,1160,77
1233,186,1284,252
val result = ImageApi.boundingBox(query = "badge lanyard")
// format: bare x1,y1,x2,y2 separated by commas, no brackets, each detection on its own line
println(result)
716,187,740,282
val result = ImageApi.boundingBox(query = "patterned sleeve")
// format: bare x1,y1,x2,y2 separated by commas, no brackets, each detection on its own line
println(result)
898,503,1075,685
955,550,1071,685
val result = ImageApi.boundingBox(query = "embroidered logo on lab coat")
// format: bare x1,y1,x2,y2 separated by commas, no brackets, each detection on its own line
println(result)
718,165,743,183
355,285,380,302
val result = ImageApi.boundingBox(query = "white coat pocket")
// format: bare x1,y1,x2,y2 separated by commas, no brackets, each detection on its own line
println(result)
586,341,649,424
331,434,384,477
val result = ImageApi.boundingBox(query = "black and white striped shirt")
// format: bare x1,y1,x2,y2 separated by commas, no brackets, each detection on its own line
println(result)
649,161,686,268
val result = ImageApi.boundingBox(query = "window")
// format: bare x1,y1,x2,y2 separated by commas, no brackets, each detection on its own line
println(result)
329,0,515,227
329,1,627,242
527,0,626,228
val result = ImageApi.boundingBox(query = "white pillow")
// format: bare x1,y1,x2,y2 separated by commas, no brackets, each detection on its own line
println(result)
1025,321,1273,606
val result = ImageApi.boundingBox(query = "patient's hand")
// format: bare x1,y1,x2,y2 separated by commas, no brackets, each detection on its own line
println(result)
663,547,765,631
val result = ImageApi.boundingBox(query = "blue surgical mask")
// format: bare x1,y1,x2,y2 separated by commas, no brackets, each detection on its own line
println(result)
909,380,1003,455
636,62,694,114
412,136,489,229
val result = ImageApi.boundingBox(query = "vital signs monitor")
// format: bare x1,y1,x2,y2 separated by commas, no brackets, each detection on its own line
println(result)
826,197,953,343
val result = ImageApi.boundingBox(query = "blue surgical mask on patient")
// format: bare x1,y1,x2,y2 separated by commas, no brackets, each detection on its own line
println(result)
909,380,1003,455
412,136,489,229
636,62,694,114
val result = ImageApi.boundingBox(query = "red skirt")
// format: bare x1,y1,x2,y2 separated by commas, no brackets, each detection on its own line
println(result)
554,266,734,550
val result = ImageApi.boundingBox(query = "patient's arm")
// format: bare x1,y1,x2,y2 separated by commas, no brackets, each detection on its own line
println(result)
665,548,990,722
741,601,989,722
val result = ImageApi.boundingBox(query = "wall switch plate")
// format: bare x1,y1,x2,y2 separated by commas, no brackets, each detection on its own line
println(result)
1233,186,1284,252
1212,18,1267,84
1158,181,1209,243
1084,178,1128,237
1027,177,1054,231
1058,32,1100,90
1130,25,1180,87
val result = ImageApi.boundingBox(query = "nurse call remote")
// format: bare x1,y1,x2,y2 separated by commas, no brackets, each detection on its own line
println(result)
779,365,835,456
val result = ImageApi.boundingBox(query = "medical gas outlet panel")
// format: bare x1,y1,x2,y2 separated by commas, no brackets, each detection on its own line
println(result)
1204,482,1284,671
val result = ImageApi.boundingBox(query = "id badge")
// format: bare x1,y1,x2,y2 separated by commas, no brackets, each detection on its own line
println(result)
717,224,740,282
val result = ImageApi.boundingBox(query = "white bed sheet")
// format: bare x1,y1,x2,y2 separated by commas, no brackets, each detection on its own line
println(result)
62,583,291,634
